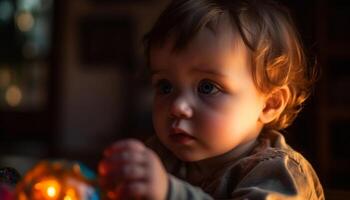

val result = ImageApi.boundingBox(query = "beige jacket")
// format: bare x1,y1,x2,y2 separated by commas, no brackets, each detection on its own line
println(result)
147,130,324,200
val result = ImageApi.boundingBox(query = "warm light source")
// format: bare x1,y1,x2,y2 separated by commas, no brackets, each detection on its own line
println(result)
5,85,22,107
63,188,78,200
34,179,60,199
16,11,34,32
47,186,55,197
16,160,100,200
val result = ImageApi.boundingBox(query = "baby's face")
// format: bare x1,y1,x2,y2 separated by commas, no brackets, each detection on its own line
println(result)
150,25,267,162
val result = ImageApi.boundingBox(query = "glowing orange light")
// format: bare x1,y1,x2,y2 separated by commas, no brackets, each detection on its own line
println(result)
63,196,72,200
63,188,78,200
15,160,99,200
47,186,56,197
34,179,60,199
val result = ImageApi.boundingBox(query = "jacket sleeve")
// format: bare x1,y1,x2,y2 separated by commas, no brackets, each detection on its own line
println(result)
230,154,324,200
167,174,213,200
166,155,324,200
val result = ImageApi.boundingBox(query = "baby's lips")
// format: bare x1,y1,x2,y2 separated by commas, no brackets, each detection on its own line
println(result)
170,126,194,137
103,140,134,157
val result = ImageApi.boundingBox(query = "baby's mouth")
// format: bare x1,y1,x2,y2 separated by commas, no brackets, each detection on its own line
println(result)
169,127,195,144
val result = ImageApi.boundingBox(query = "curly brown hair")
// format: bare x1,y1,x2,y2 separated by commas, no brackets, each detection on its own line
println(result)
144,0,317,130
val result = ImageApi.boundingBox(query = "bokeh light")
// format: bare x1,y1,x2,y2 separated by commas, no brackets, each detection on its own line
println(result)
34,178,61,199
63,188,78,200
5,85,23,107
15,160,99,200
16,11,35,32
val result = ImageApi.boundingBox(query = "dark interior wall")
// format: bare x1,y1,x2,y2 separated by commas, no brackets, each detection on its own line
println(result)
53,0,170,164
0,0,170,175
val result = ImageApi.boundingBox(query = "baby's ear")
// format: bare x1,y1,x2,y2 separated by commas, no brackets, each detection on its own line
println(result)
259,86,290,124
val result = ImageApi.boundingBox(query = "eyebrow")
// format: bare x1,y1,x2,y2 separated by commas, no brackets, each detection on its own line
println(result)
191,67,227,77
150,66,227,77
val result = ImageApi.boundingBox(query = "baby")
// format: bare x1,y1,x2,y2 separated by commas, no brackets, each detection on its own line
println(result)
99,0,324,199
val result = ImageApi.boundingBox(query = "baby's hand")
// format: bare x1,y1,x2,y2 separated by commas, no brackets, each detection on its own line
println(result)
98,139,168,200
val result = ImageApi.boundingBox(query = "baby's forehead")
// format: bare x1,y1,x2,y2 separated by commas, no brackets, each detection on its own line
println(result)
152,21,246,56
150,27,251,76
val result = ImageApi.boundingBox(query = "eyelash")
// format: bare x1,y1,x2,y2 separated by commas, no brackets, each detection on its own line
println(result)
153,79,222,96
197,79,221,95
154,79,173,95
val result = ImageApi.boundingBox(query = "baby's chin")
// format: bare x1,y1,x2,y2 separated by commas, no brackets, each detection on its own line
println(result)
176,155,204,162
158,136,219,162
170,148,214,162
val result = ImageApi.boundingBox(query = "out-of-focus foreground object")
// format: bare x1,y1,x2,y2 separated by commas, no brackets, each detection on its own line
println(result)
15,160,99,200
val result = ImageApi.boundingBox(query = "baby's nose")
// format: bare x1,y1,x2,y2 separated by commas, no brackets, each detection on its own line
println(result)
169,95,193,119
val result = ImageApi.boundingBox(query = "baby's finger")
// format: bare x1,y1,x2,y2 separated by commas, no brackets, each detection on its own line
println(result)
124,181,148,199
104,182,125,200
100,151,147,175
104,139,146,157
112,150,147,164
121,164,147,181
99,174,119,192
101,170,148,199
99,161,147,188
105,182,147,200
98,158,124,176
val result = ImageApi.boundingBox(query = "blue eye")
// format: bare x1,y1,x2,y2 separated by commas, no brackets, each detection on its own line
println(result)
198,80,219,95
155,79,172,95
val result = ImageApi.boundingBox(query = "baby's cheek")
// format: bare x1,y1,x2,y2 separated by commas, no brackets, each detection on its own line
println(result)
198,106,240,136
152,102,167,123
198,109,233,136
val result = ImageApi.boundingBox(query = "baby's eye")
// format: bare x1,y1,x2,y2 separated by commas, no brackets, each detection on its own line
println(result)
197,80,220,95
155,79,173,95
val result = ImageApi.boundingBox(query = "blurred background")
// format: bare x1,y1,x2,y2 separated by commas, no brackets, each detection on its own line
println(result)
0,0,349,199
